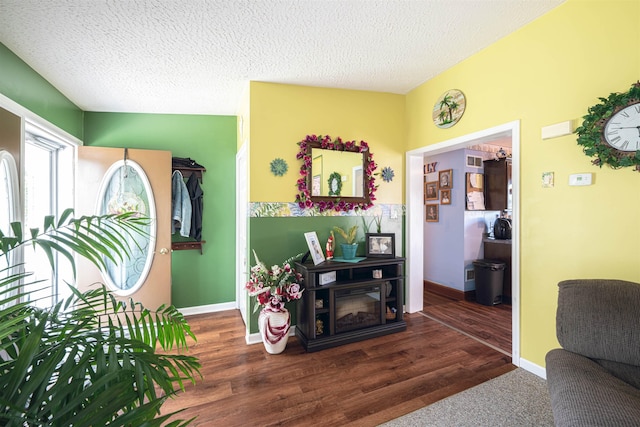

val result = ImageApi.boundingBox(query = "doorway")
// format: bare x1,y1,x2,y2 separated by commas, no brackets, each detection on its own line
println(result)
405,120,521,365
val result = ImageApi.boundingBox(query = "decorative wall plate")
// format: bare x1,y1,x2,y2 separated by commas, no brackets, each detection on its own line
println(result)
433,89,466,129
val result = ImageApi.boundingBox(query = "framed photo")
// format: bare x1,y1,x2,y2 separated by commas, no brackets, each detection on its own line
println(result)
365,233,395,258
440,189,451,205
438,169,452,189
425,181,438,201
426,204,439,222
304,231,325,265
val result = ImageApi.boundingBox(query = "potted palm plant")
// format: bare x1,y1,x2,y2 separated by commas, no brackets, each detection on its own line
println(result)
0,209,201,426
333,225,359,260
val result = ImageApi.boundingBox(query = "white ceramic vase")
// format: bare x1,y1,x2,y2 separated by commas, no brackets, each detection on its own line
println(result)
258,307,290,354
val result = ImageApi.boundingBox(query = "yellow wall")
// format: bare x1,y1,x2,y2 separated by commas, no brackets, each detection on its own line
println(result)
406,0,640,366
248,82,405,204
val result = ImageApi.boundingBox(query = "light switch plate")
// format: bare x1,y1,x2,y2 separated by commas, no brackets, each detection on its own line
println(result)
569,173,592,186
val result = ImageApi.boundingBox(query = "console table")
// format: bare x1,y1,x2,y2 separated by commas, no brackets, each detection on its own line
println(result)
294,257,406,352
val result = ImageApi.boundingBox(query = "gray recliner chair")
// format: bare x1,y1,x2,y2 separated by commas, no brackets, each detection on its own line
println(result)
546,279,640,426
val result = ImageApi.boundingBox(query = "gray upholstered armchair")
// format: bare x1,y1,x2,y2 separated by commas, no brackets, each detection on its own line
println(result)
546,279,640,426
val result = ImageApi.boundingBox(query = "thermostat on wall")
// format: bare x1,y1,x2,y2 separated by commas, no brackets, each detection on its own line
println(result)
569,173,593,186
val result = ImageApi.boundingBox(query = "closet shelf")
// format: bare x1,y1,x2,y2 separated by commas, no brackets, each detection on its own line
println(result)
172,240,206,254
172,166,206,183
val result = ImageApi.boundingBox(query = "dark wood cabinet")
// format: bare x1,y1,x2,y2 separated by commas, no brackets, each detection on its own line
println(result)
483,158,511,211
294,257,406,352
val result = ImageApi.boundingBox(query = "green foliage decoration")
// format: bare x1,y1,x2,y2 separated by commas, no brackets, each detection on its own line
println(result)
333,225,358,244
327,171,342,196
575,81,640,171
0,209,201,426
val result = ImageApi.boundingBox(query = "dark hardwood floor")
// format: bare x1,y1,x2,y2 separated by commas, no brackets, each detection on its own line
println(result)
161,308,514,426
421,289,512,355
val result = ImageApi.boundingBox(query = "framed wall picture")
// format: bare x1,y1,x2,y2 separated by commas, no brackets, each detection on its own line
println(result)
365,233,395,258
304,231,325,265
440,189,451,205
425,181,438,201
438,169,452,189
465,172,485,210
426,204,439,222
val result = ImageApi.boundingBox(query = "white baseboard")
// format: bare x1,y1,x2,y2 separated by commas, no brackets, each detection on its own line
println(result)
518,357,547,379
178,301,236,316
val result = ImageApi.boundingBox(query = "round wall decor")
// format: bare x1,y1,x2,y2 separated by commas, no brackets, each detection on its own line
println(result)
433,89,466,129
270,158,288,176
576,81,640,171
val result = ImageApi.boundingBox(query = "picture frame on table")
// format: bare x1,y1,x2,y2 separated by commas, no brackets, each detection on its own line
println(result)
304,231,325,265
365,233,395,258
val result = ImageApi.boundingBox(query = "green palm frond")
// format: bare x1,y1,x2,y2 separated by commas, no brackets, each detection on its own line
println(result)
333,225,358,244
0,209,201,426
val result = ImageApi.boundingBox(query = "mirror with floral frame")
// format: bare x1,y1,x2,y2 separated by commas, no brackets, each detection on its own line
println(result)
296,135,377,212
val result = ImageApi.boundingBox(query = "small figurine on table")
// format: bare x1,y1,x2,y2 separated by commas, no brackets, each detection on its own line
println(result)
316,318,324,335
326,230,335,260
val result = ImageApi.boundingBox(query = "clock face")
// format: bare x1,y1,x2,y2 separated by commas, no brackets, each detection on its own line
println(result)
603,102,640,152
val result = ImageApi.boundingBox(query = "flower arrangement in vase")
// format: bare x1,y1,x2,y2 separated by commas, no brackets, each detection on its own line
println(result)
245,250,304,354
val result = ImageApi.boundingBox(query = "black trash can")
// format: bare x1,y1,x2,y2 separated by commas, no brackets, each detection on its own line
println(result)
473,259,506,306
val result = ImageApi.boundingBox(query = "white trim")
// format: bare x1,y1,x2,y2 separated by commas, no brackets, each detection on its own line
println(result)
0,93,82,147
405,120,521,366
405,154,425,313
519,358,547,379
96,159,156,296
235,142,248,325
179,301,237,317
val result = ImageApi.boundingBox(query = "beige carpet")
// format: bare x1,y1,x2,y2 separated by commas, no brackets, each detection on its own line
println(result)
379,368,555,427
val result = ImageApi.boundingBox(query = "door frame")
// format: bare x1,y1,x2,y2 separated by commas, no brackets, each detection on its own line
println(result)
235,143,248,326
405,120,521,365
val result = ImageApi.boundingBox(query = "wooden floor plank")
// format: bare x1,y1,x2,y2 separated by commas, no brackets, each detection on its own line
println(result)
422,288,512,354
161,309,514,426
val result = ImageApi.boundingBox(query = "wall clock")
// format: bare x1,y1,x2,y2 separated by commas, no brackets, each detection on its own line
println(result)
433,89,466,129
576,81,640,171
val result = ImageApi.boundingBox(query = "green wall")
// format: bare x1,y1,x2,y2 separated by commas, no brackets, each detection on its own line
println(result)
0,43,83,139
1,42,239,310
84,112,237,308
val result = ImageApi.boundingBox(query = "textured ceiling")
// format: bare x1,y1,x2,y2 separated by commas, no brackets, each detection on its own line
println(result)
0,0,565,115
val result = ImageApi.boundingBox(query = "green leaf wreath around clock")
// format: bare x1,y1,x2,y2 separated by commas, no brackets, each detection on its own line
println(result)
576,81,640,171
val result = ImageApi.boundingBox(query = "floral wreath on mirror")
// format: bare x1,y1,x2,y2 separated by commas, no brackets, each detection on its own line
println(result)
295,134,377,212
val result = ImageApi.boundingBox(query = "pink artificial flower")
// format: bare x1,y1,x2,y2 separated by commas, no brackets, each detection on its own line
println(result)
288,283,302,300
